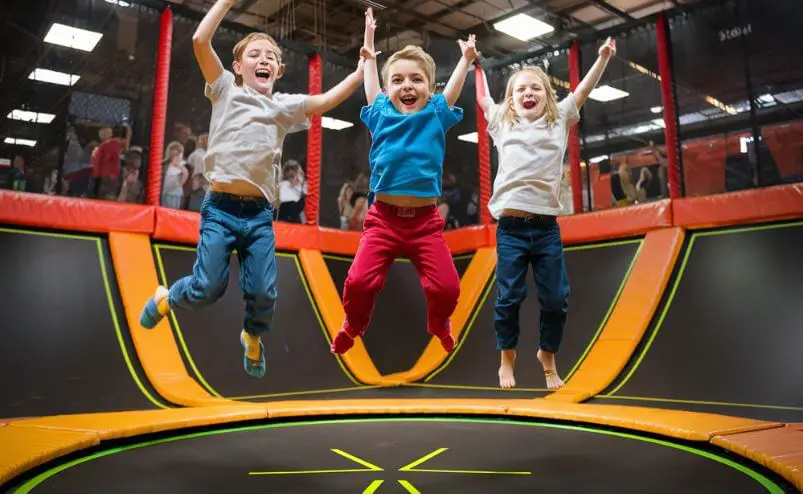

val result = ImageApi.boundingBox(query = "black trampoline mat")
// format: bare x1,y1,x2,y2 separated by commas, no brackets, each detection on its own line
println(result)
154,246,359,399
324,254,473,376
16,417,790,493
426,240,640,390
0,228,162,418
601,223,803,422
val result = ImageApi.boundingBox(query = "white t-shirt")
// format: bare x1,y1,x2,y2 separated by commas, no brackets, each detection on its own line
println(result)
485,93,580,218
204,70,310,203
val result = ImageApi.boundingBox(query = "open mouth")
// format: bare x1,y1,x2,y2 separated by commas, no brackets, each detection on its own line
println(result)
255,68,271,83
400,95,418,107
523,101,536,110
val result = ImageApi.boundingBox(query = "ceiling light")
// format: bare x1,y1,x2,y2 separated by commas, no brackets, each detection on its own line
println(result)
651,118,665,128
7,110,56,124
29,68,81,86
590,154,609,163
588,85,630,102
650,106,663,114
44,23,103,52
494,14,554,42
321,117,353,130
4,138,37,147
458,132,478,143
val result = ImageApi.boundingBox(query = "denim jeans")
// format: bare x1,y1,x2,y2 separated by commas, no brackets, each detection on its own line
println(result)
169,192,277,335
494,215,569,353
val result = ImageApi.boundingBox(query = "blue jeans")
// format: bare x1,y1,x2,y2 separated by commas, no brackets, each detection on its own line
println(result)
494,215,569,353
169,192,277,335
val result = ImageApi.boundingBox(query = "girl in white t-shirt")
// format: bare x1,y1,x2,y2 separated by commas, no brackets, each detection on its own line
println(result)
478,38,616,391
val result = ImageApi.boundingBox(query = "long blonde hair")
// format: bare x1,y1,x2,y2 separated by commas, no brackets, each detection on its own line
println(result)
490,66,559,132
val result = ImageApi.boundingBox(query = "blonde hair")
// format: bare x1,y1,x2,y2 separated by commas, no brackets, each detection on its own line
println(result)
381,45,436,91
490,66,559,132
232,33,282,86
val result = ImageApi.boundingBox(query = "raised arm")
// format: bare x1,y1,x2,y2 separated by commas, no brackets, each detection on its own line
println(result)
304,58,365,115
442,34,478,107
574,37,616,109
362,8,381,105
475,64,494,114
192,0,234,84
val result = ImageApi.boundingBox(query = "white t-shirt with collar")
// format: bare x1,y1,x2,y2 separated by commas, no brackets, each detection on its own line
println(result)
203,70,310,203
485,93,580,218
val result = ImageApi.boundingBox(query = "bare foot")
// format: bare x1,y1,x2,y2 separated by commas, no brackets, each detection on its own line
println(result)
498,350,516,389
537,349,564,389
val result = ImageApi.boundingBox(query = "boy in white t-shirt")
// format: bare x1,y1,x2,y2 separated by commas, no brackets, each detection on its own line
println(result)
478,37,616,390
139,0,368,378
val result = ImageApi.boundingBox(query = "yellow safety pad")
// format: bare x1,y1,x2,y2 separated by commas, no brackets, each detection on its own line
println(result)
0,426,98,486
550,227,685,402
266,399,510,419
10,405,267,440
399,247,497,382
507,399,780,441
712,426,803,492
109,232,232,406
297,249,383,384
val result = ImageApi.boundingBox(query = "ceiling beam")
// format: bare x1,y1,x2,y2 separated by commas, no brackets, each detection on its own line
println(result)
584,0,635,21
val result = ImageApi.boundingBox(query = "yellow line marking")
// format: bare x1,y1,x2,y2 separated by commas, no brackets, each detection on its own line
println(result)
362,480,384,493
399,448,448,471
398,480,422,493
331,449,384,471
250,468,372,475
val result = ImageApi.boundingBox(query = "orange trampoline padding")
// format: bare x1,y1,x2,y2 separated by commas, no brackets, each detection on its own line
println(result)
559,199,673,245
12,405,267,441
673,183,803,229
712,425,803,492
153,207,360,254
550,227,685,402
109,232,232,407
0,190,154,234
0,425,98,486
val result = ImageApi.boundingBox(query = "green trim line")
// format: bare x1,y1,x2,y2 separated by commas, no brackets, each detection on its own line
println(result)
152,245,221,397
600,395,803,412
15,417,783,493
0,228,166,409
229,385,382,401
152,245,363,395
564,240,643,380
606,221,803,397
362,480,385,493
426,239,643,383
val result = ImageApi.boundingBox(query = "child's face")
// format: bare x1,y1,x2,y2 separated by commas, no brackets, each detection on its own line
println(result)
386,59,432,115
511,71,547,121
234,39,284,95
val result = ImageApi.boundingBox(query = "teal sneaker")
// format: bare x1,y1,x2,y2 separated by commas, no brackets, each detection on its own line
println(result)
240,331,266,378
140,286,170,329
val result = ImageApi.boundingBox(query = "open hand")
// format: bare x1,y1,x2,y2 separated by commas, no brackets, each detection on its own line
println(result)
599,37,616,59
364,8,377,52
458,34,478,62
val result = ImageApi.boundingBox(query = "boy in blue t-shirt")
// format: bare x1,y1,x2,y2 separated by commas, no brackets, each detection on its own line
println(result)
331,8,477,355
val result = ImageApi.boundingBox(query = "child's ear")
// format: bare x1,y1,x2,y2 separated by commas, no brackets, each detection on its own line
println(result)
275,63,285,80
232,60,242,76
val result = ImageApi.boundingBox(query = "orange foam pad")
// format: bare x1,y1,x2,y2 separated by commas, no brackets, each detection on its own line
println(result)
712,426,803,492
673,183,803,229
263,398,777,442
297,249,383,384
549,227,685,402
0,426,98,486
153,207,360,254
558,199,673,245
11,405,267,440
109,232,231,406
0,190,154,234
443,225,493,253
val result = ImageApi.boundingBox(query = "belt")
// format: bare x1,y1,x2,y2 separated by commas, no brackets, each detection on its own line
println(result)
374,201,437,218
499,213,556,225
209,191,270,204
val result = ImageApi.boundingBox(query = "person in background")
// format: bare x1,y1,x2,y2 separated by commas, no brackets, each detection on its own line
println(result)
161,141,188,209
276,159,306,223
118,147,144,203
11,155,26,191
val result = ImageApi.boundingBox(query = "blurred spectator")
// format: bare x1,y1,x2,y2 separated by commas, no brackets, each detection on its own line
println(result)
186,132,208,205
11,155,26,191
162,141,188,209
441,171,461,216
187,172,209,211
338,181,355,230
437,199,460,230
277,160,306,223
187,132,208,178
466,188,479,224
92,125,130,200
353,173,370,194
348,191,368,231
117,147,144,203
62,125,93,197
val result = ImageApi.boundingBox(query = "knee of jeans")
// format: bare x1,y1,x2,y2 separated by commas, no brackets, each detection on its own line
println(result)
196,285,226,306
540,294,568,312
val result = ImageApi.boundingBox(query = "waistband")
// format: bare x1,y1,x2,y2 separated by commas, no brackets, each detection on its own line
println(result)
499,213,557,226
374,201,437,218
208,191,271,206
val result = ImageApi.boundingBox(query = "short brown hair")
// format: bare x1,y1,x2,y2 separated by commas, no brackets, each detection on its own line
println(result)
232,33,282,86
381,45,436,91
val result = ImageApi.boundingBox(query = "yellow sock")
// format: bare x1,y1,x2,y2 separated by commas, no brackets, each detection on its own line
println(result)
242,331,262,361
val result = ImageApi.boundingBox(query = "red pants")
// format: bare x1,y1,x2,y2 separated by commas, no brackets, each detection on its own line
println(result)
342,201,460,340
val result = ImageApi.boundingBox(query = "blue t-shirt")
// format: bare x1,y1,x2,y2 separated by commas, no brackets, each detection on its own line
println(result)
360,93,463,198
